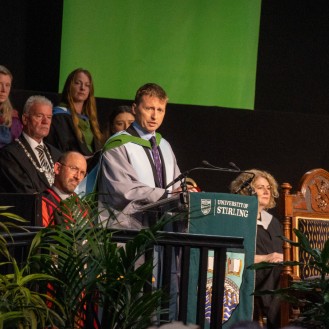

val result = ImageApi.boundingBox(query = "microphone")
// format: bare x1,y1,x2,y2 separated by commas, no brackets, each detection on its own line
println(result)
165,170,191,189
234,176,254,194
201,160,239,172
202,160,255,194
228,162,241,171
165,161,239,189
201,160,215,168
228,162,255,194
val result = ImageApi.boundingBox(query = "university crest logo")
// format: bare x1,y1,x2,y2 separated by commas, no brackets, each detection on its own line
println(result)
201,199,211,215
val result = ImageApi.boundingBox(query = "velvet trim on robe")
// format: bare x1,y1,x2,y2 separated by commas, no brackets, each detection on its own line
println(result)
45,106,102,153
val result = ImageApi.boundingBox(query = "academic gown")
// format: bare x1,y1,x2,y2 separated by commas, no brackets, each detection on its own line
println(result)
98,125,181,228
255,210,283,329
46,107,103,154
42,188,86,227
98,124,182,320
45,107,102,172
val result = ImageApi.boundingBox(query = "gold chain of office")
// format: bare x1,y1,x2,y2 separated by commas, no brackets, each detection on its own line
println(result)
15,138,55,185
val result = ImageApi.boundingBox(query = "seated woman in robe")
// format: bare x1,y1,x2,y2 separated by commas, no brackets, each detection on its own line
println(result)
0,65,22,148
230,169,283,329
45,68,104,171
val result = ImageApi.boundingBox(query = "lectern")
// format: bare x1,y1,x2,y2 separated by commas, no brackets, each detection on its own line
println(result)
136,192,258,329
187,192,257,329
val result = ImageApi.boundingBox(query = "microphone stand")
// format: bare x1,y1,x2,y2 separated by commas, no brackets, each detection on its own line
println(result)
202,161,256,194
180,176,188,205
165,166,239,190
166,163,241,206
165,160,255,196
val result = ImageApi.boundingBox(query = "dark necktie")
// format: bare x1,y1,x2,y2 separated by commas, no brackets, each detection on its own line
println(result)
36,144,51,172
150,136,163,188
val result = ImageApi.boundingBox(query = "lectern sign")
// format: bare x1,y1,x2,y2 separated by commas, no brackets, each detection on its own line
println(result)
200,197,251,218
188,192,258,329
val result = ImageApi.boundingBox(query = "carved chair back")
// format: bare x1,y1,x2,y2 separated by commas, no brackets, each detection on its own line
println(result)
280,168,329,326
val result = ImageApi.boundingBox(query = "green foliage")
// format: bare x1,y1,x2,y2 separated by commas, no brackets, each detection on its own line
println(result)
0,196,169,329
32,195,167,329
249,228,329,328
0,207,65,329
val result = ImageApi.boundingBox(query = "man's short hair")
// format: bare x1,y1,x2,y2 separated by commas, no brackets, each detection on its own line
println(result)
23,95,53,115
134,83,168,105
57,151,84,165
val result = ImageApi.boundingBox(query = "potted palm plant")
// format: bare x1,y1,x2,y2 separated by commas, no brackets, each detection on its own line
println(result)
25,196,167,329
0,206,65,329
1,195,169,329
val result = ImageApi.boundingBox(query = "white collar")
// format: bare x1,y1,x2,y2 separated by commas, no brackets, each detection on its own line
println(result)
51,185,73,201
132,122,155,141
22,132,44,149
257,210,273,229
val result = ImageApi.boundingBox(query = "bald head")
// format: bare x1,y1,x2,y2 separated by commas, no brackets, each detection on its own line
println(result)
53,152,87,194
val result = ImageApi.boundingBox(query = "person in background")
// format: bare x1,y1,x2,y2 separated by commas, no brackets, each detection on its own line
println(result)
45,68,104,171
108,105,135,137
0,65,22,148
230,169,283,329
0,95,61,193
42,151,87,226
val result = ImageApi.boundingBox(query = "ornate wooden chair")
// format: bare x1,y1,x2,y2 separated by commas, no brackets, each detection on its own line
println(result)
280,168,329,326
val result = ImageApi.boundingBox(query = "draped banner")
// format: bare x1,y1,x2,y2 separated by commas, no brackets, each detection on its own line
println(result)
187,192,257,328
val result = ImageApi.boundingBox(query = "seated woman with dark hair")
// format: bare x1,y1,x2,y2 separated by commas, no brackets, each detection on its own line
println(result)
230,169,283,329
45,68,104,171
107,105,135,137
0,65,22,148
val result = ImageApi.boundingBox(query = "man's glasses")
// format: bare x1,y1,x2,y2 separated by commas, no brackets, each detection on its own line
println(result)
59,163,86,178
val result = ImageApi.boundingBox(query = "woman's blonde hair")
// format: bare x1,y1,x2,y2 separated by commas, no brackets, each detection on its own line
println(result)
229,169,279,209
0,65,13,127
61,68,103,145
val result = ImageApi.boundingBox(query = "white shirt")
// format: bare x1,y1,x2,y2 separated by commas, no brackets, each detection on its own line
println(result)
22,132,50,167
52,186,72,201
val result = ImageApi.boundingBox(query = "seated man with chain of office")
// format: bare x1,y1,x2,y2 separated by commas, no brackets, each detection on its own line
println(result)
0,95,61,193
42,151,88,226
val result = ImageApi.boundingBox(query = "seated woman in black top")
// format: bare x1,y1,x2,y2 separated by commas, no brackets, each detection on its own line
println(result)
230,169,283,329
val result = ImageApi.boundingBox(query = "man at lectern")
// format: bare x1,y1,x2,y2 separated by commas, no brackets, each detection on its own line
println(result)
98,83,190,228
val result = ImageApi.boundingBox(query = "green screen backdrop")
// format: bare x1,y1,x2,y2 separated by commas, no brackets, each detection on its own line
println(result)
60,1,261,109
